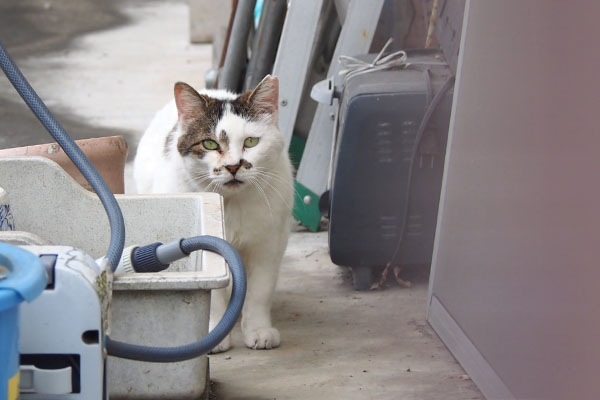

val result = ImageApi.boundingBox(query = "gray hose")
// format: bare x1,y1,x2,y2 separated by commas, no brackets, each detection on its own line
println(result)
106,235,246,362
0,40,246,362
0,41,125,271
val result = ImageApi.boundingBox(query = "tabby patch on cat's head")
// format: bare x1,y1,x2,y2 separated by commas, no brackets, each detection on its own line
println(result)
173,76,283,193
174,75,279,158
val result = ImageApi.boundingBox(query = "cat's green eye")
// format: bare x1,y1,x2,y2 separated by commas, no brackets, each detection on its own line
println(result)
202,140,219,150
244,137,259,148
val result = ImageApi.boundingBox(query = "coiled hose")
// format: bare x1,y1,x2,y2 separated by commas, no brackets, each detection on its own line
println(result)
0,40,124,271
106,235,246,362
0,40,246,361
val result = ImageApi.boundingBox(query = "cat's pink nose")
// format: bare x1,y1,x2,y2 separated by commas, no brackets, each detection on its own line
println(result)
224,163,241,176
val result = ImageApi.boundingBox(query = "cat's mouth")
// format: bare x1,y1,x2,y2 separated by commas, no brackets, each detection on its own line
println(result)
224,178,244,186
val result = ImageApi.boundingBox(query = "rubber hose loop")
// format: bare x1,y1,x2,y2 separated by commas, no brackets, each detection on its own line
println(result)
105,235,246,362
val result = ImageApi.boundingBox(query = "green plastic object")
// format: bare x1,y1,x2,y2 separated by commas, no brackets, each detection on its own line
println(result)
288,135,320,231
293,180,321,232
288,134,306,171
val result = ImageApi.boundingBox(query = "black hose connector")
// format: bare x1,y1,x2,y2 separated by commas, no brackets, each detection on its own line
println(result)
131,242,169,273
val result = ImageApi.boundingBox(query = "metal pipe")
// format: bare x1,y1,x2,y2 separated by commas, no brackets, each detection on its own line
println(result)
243,0,287,91
219,0,256,91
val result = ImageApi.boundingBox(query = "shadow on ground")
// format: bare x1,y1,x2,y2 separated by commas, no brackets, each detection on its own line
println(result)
0,0,134,152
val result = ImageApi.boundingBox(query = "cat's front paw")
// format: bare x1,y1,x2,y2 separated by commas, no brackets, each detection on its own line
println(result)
243,327,280,350
209,334,232,354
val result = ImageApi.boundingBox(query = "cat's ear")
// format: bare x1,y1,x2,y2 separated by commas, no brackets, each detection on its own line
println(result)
248,75,279,116
174,82,208,121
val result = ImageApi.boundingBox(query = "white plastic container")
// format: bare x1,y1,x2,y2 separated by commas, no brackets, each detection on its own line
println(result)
0,157,229,399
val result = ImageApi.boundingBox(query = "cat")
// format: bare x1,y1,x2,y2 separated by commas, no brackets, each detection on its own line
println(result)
134,75,294,351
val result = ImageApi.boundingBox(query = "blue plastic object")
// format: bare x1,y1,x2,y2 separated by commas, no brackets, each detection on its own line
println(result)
254,0,264,28
0,243,47,400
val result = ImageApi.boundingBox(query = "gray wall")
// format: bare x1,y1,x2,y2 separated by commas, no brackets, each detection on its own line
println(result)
428,1,600,399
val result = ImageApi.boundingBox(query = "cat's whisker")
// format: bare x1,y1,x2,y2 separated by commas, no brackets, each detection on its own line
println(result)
191,171,211,177
216,181,225,195
189,171,215,189
253,173,293,211
252,166,285,176
192,175,213,183
253,170,303,199
253,169,302,206
248,177,274,222
194,176,212,183
195,178,212,188
204,178,221,194
252,167,291,184
252,167,297,189
250,177,274,221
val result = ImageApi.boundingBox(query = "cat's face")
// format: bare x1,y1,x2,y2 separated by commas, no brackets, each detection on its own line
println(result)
173,76,284,195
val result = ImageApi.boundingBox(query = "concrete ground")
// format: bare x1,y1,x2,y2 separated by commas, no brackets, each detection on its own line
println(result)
0,1,483,398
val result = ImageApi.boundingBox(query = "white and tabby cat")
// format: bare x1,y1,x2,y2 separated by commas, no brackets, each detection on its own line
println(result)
134,75,293,351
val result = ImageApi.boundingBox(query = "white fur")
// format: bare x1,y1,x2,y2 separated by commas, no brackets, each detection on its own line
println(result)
134,82,293,351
